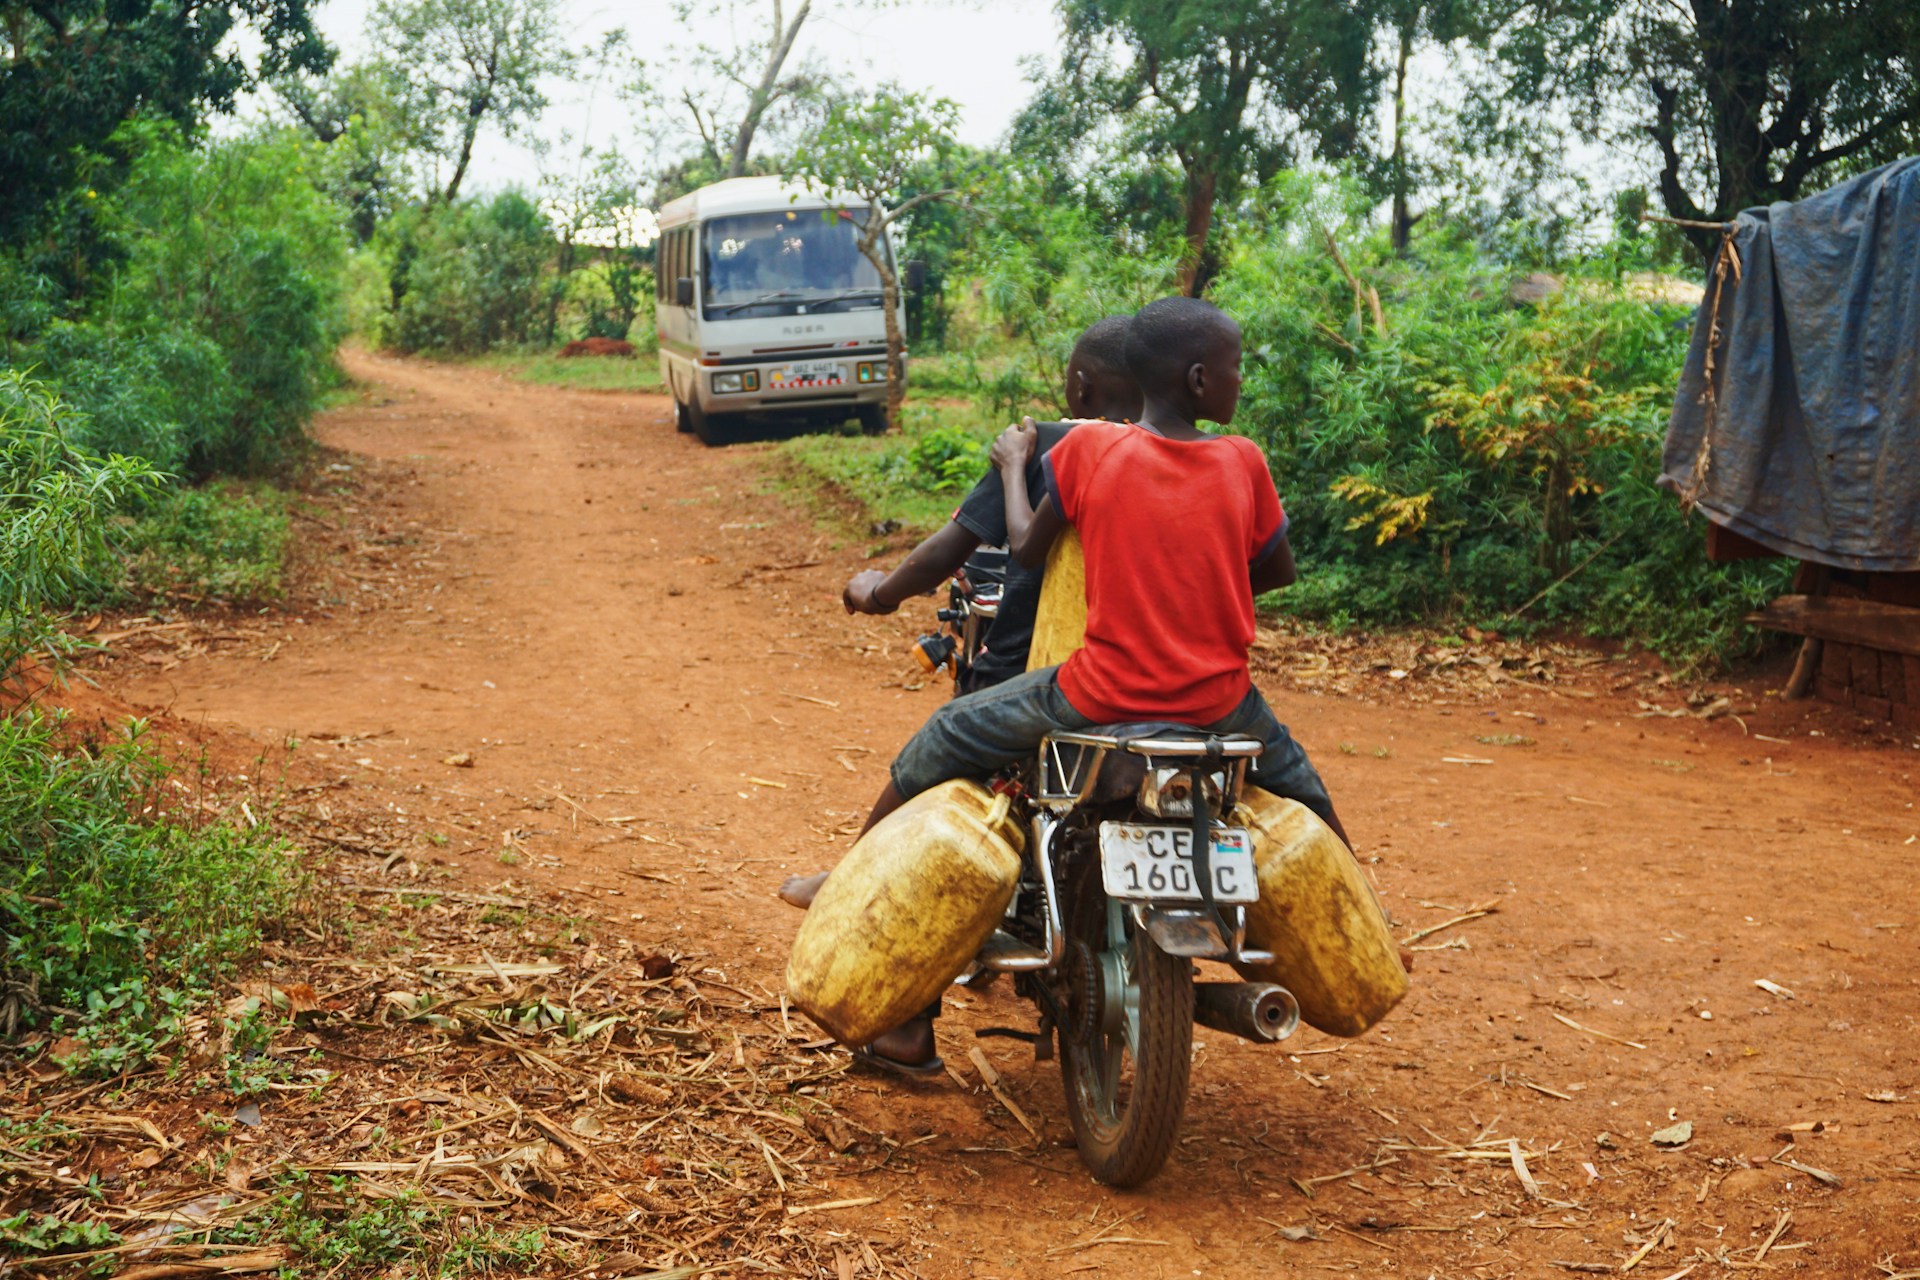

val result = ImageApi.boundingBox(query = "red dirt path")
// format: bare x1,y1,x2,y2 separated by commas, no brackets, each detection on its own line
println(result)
96,351,1920,1278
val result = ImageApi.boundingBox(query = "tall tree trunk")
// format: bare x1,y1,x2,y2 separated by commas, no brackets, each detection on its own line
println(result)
544,234,575,345
1389,19,1415,255
1177,166,1218,297
728,0,811,178
861,217,905,430
442,94,489,204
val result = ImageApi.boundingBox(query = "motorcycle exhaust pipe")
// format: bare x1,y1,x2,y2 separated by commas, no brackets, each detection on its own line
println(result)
1194,982,1300,1045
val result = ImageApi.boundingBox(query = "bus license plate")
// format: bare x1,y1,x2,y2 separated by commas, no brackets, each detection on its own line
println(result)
770,360,843,388
1098,823,1258,904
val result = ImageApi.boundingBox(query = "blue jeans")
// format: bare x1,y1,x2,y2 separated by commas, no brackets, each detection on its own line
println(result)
889,666,1336,828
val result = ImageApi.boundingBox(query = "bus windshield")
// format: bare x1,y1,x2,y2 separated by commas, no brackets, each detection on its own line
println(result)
702,209,884,315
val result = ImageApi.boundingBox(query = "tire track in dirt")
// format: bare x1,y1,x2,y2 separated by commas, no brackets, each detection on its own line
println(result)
113,350,1920,1278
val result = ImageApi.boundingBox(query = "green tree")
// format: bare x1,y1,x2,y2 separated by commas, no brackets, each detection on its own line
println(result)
381,192,550,353
538,147,641,343
680,0,829,178
1379,0,1500,253
275,63,423,241
1497,0,1920,255
368,0,574,205
0,0,329,247
1031,0,1380,293
791,89,960,431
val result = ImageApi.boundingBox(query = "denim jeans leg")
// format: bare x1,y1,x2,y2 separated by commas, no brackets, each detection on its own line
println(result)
889,666,1093,797
1205,686,1336,828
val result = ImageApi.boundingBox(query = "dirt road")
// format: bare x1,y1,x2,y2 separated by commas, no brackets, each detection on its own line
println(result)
111,351,1920,1277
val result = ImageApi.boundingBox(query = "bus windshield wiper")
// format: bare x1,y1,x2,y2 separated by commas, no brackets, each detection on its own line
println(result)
716,290,809,315
799,289,884,308
716,287,882,315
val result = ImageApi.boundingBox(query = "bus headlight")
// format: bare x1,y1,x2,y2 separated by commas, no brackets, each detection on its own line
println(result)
856,361,887,384
712,371,757,394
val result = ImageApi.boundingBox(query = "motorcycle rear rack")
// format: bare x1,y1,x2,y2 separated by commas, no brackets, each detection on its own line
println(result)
1035,732,1259,812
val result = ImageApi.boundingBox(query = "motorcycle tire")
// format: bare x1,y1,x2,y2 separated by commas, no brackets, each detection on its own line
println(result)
1057,857,1193,1187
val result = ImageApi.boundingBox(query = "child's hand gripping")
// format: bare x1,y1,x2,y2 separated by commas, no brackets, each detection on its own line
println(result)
989,417,1038,475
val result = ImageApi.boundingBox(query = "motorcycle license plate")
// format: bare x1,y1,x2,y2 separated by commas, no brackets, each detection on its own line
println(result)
769,360,843,389
1098,823,1257,904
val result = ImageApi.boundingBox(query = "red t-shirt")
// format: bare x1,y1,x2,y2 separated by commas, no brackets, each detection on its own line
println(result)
1043,423,1286,725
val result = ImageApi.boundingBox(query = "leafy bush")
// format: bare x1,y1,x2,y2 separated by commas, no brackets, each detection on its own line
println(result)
1,125,348,480
1213,198,1791,667
99,123,350,475
26,323,236,474
0,712,304,1071
0,373,158,680
898,424,989,493
118,482,291,603
379,193,552,354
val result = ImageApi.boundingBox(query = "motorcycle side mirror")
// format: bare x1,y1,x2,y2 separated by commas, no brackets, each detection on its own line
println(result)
674,276,694,307
903,260,928,292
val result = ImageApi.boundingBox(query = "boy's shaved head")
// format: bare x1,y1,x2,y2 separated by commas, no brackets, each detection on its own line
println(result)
1125,297,1241,395
1064,313,1143,422
1070,315,1134,376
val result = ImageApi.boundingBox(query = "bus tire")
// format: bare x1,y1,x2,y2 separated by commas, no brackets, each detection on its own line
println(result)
673,398,693,433
689,401,730,447
857,405,889,436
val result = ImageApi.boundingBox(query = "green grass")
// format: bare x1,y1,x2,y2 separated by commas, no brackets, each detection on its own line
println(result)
903,352,984,399
117,480,291,603
778,397,1004,536
0,712,305,1074
208,1178,546,1278
463,348,662,393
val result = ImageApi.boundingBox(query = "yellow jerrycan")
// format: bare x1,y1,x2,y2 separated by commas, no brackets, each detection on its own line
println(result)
787,780,1026,1046
1230,787,1409,1036
1026,527,1088,671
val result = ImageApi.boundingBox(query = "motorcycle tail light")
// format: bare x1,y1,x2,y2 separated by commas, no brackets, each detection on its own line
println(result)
1138,766,1227,818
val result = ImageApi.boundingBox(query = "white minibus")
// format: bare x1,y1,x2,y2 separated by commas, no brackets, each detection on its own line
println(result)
655,176,914,445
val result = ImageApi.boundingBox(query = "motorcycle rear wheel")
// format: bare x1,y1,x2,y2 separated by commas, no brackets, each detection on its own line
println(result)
1058,859,1193,1187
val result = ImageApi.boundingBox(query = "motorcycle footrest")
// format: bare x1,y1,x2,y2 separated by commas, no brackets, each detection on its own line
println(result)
977,929,1049,972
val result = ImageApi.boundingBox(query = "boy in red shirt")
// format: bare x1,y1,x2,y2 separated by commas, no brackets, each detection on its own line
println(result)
875,295,1342,840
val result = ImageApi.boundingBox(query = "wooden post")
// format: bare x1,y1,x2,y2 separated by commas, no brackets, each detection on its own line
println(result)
1784,561,1830,699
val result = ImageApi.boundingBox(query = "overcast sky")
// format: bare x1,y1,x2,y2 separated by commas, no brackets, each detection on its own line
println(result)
297,0,1063,195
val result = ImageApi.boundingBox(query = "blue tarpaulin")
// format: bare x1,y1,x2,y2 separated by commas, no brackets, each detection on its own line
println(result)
1661,157,1920,572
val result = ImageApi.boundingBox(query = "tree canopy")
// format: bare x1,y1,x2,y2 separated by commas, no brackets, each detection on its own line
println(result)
1028,0,1381,293
1498,0,1920,251
367,0,574,204
0,0,330,243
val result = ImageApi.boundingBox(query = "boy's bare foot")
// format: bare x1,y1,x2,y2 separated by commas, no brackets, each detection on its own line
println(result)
777,871,829,909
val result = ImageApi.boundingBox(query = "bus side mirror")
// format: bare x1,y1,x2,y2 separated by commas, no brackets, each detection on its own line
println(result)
674,277,694,307
903,260,928,292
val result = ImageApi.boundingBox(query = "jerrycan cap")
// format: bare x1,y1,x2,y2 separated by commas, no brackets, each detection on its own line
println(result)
982,791,1025,853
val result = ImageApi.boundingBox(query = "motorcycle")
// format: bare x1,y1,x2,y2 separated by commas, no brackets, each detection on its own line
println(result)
913,557,1302,1187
